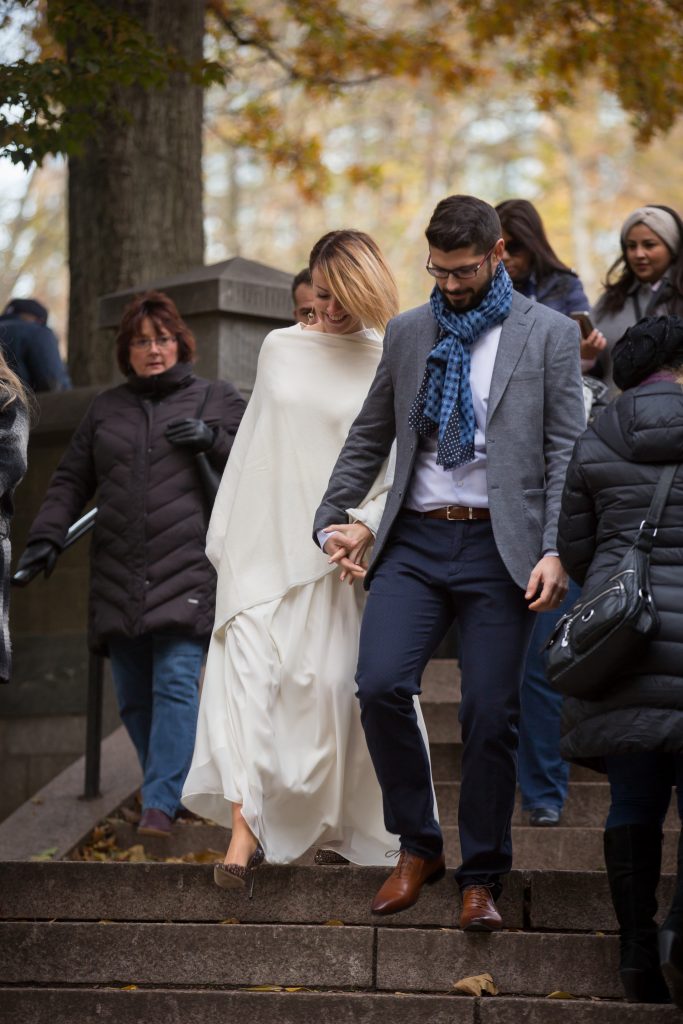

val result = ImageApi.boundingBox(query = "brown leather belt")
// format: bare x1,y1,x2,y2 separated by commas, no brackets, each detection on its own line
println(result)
403,505,491,521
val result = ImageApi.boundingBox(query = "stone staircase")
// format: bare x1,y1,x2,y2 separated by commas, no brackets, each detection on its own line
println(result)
0,659,679,1021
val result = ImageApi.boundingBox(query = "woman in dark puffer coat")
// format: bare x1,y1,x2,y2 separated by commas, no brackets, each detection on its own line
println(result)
557,315,683,1009
16,292,246,837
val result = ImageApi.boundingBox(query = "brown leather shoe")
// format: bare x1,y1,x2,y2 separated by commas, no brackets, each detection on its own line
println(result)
459,885,502,931
371,849,446,916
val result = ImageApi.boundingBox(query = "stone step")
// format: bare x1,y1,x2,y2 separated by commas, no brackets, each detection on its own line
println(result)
429,742,599,782
376,929,621,999
0,989,677,1024
108,780,679,843
1,862,675,933
97,818,678,871
0,920,648,998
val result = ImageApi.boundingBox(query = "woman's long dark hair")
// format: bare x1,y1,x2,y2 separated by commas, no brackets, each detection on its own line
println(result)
495,199,574,281
599,204,683,314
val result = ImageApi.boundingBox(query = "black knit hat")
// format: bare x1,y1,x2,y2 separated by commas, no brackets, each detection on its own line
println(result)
612,315,683,390
2,297,48,324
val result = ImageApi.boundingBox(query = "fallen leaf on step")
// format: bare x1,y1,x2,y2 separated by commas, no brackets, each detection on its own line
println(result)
30,846,58,861
116,844,147,863
547,991,578,999
324,919,345,926
453,973,498,996
219,918,240,925
243,985,282,992
284,987,311,992
120,985,138,991
179,848,223,864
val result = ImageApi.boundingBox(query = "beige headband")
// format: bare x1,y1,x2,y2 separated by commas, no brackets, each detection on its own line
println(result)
621,206,681,253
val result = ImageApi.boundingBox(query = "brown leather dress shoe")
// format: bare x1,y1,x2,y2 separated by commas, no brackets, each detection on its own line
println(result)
371,849,446,916
459,885,503,931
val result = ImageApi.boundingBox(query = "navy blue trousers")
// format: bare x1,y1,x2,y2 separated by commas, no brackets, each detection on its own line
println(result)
356,514,535,894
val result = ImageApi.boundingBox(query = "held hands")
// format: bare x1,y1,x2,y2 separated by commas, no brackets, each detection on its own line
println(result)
323,522,373,585
580,328,607,362
525,555,568,612
164,418,215,453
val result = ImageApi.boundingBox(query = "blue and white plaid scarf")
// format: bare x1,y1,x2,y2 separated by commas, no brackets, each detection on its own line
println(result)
409,262,513,469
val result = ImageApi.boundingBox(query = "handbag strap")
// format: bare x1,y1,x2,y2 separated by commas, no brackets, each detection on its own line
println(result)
635,463,678,553
195,381,213,418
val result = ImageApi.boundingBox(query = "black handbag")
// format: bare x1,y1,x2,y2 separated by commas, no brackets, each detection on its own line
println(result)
543,463,678,700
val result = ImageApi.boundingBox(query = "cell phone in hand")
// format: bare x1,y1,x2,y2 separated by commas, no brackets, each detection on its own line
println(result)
569,310,594,339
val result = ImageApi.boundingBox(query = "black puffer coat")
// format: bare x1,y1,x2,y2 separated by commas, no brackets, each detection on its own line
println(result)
28,363,245,652
557,380,683,769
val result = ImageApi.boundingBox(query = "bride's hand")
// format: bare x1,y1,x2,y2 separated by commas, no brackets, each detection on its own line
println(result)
323,522,373,585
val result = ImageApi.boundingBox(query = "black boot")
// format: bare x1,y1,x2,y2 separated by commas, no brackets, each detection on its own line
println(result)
603,825,671,1003
660,827,683,1009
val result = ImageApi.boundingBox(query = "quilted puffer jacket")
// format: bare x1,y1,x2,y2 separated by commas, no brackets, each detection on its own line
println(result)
556,380,683,769
28,362,245,652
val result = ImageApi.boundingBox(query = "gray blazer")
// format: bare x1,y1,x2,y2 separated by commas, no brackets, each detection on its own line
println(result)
313,291,586,590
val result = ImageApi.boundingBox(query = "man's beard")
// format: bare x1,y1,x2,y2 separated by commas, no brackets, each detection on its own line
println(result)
441,263,494,313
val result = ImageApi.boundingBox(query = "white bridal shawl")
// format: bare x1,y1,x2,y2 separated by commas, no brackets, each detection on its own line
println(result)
207,323,389,632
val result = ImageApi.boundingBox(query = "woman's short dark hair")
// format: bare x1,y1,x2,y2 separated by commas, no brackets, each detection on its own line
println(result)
495,199,573,280
115,291,196,374
600,204,683,315
425,195,501,253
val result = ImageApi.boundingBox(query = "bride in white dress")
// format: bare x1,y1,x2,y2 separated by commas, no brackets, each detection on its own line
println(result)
182,230,430,890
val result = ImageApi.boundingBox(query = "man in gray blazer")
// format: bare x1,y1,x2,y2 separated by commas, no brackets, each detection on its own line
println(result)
314,195,585,929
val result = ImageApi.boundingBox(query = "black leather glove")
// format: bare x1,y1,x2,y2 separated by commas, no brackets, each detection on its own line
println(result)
14,540,60,584
164,418,215,453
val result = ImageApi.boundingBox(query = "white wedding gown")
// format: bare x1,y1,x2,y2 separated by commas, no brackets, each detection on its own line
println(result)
182,324,434,864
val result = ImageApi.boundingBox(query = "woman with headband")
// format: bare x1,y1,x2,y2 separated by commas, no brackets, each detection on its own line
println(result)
594,204,683,392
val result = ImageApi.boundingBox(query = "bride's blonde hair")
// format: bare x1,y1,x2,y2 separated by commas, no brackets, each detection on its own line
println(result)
0,349,27,412
309,230,399,334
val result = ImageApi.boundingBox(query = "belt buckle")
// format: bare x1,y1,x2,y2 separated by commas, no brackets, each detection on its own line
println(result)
446,505,459,521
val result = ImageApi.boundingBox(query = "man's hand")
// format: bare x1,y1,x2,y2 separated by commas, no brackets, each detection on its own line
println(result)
322,522,373,585
525,555,568,612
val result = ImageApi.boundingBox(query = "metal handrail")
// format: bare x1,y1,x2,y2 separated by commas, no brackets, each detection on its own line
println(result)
11,508,103,798
12,507,98,586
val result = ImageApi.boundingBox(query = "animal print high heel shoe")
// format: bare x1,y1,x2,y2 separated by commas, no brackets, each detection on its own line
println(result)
214,845,265,898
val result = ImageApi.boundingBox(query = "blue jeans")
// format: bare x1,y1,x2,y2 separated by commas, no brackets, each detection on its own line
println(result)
518,581,580,812
606,752,683,829
109,633,205,817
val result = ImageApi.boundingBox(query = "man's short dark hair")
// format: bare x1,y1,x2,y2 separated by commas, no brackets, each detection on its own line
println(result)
291,267,312,302
426,195,502,253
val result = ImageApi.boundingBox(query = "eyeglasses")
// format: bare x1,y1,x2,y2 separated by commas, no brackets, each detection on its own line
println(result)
503,239,526,256
426,242,497,281
130,335,176,350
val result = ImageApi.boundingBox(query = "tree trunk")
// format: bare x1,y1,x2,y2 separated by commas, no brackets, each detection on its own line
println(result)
67,0,205,385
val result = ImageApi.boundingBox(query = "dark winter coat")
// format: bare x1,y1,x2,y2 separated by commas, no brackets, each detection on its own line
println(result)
519,269,590,317
0,397,29,683
28,363,245,653
557,381,683,768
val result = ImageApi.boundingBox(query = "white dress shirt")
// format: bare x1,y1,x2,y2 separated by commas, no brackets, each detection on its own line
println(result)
406,323,501,510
